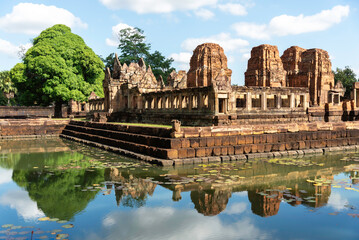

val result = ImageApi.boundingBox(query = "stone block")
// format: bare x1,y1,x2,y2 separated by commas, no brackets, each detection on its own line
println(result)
195,148,206,157
237,135,246,145
227,146,234,155
190,138,200,148
221,146,228,155
207,137,215,147
298,141,306,149
214,137,222,146
221,156,230,162
187,148,195,158
213,146,221,156
257,144,265,153
245,135,253,144
251,144,258,153
170,139,182,149
234,145,244,154
222,136,229,146
264,144,272,152
181,139,190,148
228,136,237,146
243,145,251,154
199,138,207,147
205,147,213,156
177,148,187,159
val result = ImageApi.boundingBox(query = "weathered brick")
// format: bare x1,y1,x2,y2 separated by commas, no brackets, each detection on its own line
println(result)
195,148,206,157
187,148,195,158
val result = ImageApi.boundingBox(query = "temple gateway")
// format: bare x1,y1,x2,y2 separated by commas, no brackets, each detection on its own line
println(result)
88,43,358,126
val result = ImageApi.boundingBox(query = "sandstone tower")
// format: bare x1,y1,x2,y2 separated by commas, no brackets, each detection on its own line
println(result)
281,47,334,106
245,44,287,87
187,43,232,90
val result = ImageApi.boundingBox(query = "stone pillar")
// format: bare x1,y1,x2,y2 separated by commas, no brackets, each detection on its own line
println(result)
215,93,219,114
290,93,295,109
277,94,281,109
261,92,267,110
246,92,252,111
188,94,192,111
303,94,308,110
199,93,204,109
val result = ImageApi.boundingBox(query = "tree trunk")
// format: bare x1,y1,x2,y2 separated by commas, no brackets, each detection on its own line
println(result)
54,101,63,118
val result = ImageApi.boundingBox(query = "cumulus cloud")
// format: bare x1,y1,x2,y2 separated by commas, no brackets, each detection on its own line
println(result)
99,0,217,14
169,52,192,70
0,3,87,35
85,207,270,240
224,202,248,215
0,39,32,58
181,33,249,52
218,3,247,16
0,168,12,185
327,192,349,211
0,189,44,221
232,5,350,39
106,23,133,47
194,9,215,20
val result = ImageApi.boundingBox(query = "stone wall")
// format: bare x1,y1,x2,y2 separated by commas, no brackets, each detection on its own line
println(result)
0,119,69,138
0,106,54,118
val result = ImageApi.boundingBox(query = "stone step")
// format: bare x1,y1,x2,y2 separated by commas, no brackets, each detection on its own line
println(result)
61,129,178,160
64,124,181,149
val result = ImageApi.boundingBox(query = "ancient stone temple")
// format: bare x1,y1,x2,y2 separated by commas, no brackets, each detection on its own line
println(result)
245,44,286,87
281,47,335,106
88,42,356,126
187,43,232,91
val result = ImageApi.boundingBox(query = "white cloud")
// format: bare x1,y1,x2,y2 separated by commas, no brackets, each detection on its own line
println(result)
194,9,215,20
218,3,247,16
232,5,350,40
224,202,248,215
99,0,217,14
0,189,44,221
232,22,270,40
85,207,270,240
169,52,192,70
0,3,87,35
242,53,251,60
181,33,249,52
0,168,12,185
0,39,32,58
327,192,348,211
106,23,133,47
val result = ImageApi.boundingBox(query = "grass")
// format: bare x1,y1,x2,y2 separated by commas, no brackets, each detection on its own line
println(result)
111,122,172,128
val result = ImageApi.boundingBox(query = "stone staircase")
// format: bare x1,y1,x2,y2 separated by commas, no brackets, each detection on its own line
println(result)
60,121,178,166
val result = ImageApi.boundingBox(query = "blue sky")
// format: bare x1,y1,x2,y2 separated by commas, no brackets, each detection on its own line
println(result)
0,0,358,85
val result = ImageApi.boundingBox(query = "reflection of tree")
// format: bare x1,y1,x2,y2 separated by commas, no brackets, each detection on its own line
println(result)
190,189,232,216
105,168,157,208
10,151,105,220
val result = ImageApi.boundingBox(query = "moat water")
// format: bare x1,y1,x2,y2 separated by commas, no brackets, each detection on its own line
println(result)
0,138,359,240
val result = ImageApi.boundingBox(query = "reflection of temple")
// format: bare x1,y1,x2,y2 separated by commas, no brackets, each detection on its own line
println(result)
190,189,232,216
248,190,283,217
105,168,157,207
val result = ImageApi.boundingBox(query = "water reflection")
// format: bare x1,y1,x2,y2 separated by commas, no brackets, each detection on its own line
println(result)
0,138,358,228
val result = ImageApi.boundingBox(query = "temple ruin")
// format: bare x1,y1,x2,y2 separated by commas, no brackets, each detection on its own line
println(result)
88,43,355,126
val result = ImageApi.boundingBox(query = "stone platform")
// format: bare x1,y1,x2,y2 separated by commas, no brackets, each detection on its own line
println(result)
60,121,359,166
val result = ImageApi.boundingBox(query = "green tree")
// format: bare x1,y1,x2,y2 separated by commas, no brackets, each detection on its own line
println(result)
334,66,358,98
10,24,104,116
105,27,175,82
0,70,17,105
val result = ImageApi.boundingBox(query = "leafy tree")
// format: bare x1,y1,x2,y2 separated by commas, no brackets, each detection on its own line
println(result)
105,27,174,82
0,70,17,105
334,66,358,98
146,50,175,82
118,27,150,64
10,24,104,116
